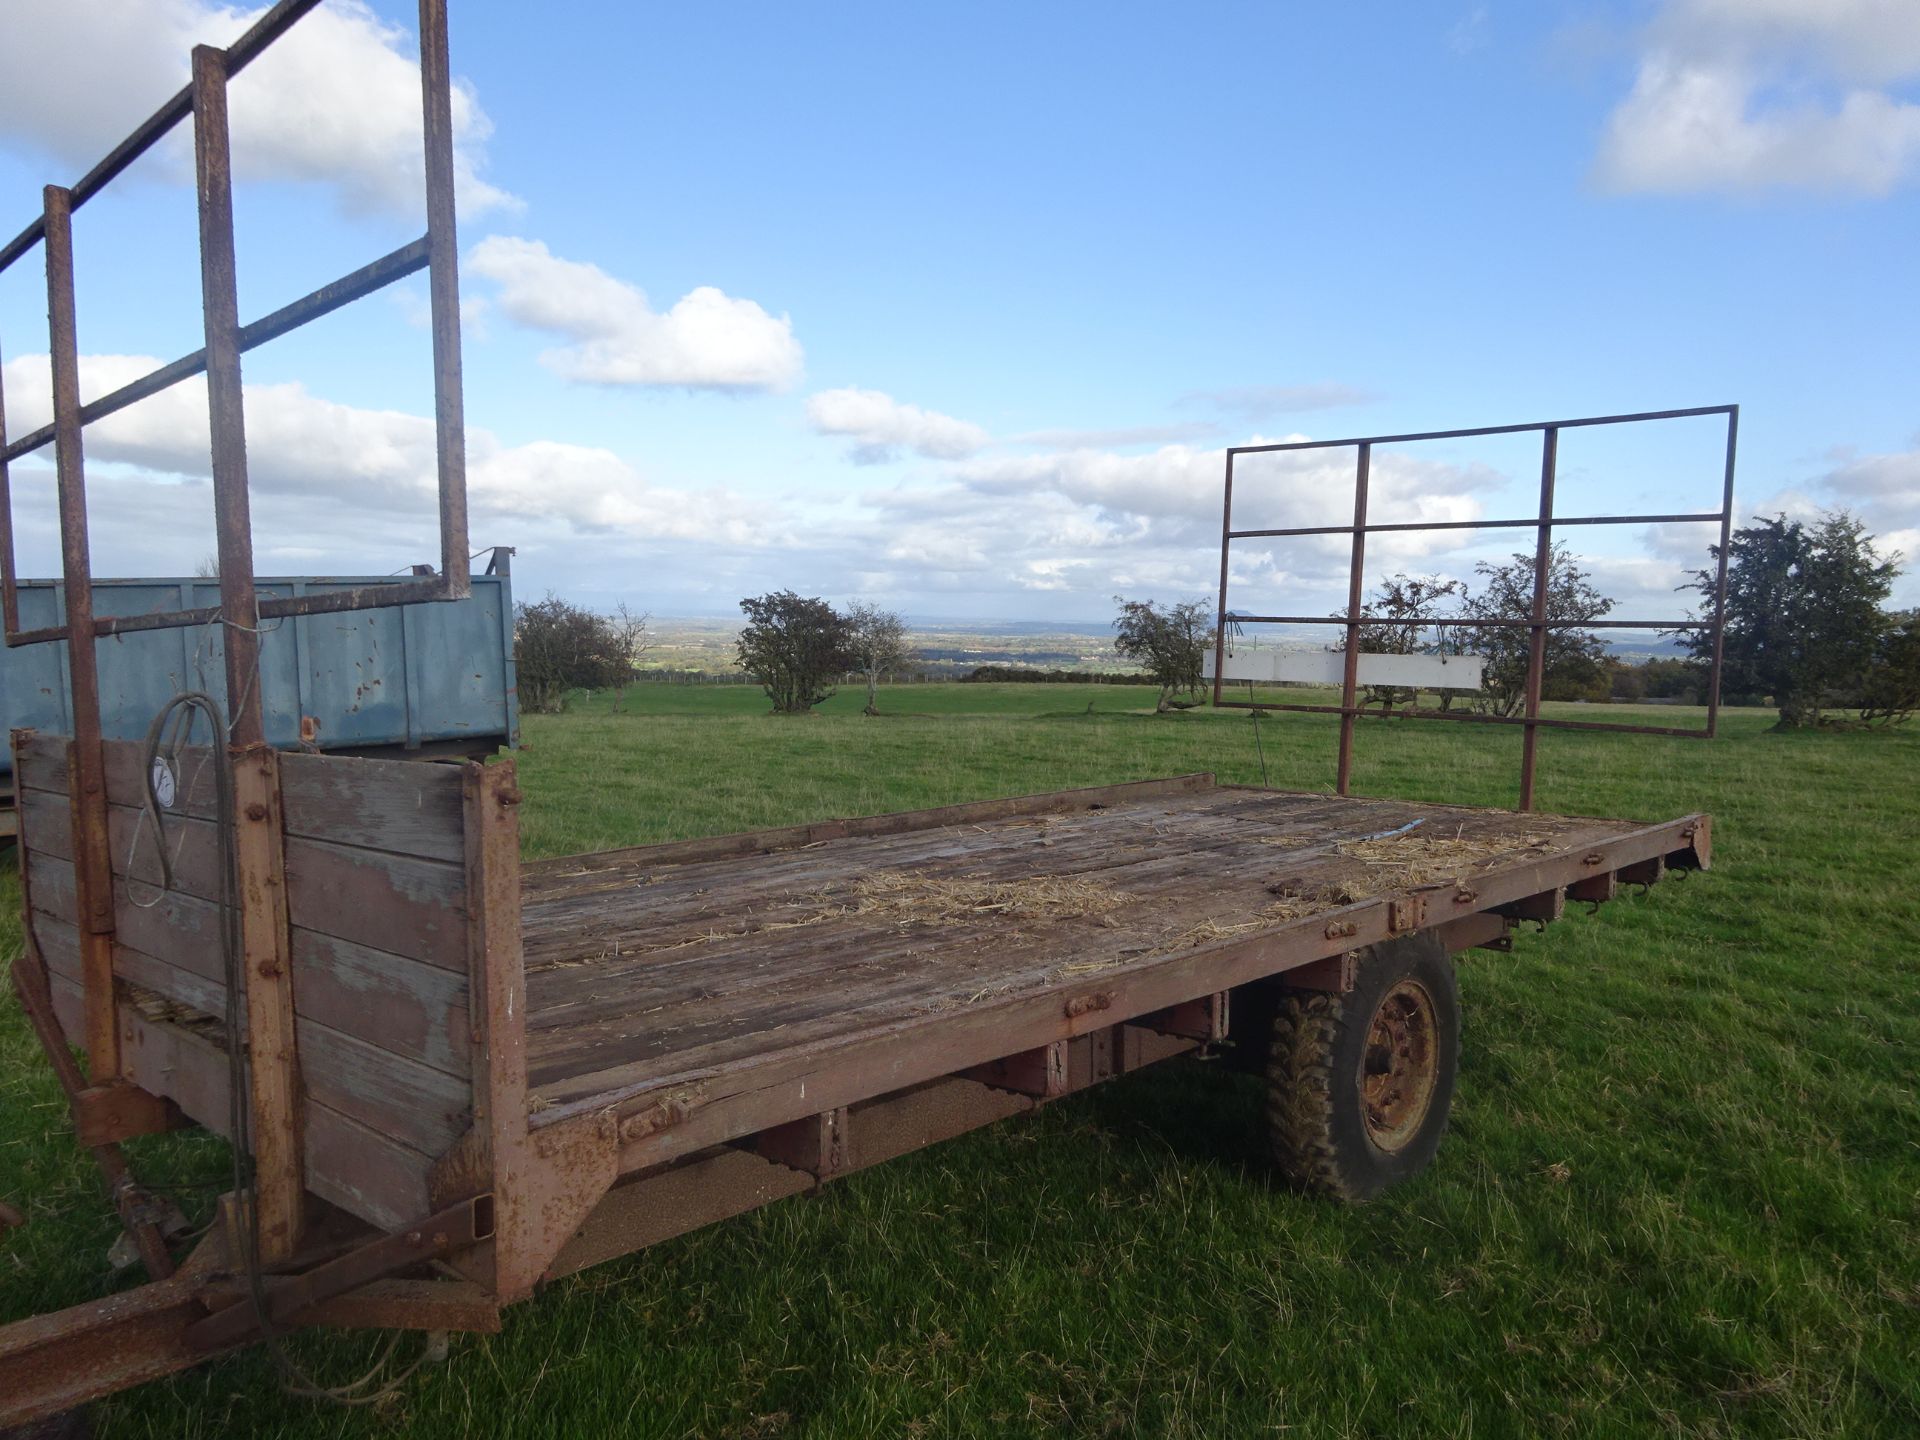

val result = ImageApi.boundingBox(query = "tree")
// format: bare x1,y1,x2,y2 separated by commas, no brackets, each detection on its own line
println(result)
737,590,855,714
1112,597,1210,711
514,594,640,714
1463,543,1613,716
844,601,913,715
606,604,651,713
1860,610,1920,727
1332,573,1467,712
1678,511,1900,728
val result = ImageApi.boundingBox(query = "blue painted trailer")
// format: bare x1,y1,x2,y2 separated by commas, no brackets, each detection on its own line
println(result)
0,559,517,792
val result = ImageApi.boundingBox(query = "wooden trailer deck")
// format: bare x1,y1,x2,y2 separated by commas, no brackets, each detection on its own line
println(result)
513,774,1709,1162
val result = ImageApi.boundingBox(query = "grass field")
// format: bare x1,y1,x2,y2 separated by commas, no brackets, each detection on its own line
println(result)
3,684,1917,1437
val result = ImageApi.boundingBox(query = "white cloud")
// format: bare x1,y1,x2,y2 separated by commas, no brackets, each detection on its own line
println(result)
951,440,1499,542
805,387,989,463
468,237,803,392
839,436,1508,618
0,352,783,580
0,0,514,217
1595,0,1920,195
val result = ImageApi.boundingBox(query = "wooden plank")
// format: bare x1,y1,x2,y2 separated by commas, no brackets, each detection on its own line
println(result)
17,786,74,860
12,731,71,795
520,786,1256,907
280,751,466,861
111,877,225,984
523,772,1220,880
110,1000,436,1235
100,739,224,816
102,740,468,861
284,836,466,971
116,942,227,1017
290,930,471,1078
460,759,532,1294
35,915,83,986
107,803,222,898
115,1005,230,1137
295,1017,469,1157
47,971,85,1042
305,1100,435,1235
233,745,303,1261
25,850,78,927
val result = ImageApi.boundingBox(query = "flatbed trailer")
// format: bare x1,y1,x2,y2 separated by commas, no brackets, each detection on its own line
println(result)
0,1,1728,1419
1,741,1708,1421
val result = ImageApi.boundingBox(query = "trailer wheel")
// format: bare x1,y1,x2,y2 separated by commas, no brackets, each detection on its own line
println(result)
1266,933,1459,1203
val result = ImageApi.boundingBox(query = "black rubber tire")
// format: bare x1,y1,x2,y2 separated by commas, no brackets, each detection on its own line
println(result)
1266,933,1460,1203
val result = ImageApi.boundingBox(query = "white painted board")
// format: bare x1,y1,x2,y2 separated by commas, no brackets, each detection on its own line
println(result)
1205,646,1484,690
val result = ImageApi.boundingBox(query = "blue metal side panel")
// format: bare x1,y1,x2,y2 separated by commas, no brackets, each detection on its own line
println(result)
0,572,515,774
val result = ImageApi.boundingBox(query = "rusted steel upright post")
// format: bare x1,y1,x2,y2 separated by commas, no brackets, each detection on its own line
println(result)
1335,442,1371,795
1518,427,1559,811
193,43,303,1259
0,325,19,639
419,0,471,597
43,186,118,1075
192,47,264,748
1704,406,1738,739
1211,451,1234,708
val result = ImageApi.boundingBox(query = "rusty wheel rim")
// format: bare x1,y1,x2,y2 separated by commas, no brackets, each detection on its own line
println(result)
1360,979,1438,1152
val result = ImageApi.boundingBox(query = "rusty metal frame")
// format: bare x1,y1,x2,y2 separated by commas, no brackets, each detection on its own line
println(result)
1210,405,1738,809
0,0,470,655
0,1,479,1415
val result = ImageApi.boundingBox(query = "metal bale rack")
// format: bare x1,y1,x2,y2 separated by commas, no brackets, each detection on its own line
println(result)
0,1,1722,1423
1210,407,1738,809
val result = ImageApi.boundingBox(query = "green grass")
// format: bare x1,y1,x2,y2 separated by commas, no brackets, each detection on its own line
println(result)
4,685,1917,1437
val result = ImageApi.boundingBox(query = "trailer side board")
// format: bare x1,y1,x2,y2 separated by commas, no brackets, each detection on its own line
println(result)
11,731,491,1232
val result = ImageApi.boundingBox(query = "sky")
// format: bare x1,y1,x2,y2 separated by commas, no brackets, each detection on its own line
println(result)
0,0,1915,630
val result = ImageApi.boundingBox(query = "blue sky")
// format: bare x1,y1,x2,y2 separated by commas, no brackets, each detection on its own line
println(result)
0,0,1915,627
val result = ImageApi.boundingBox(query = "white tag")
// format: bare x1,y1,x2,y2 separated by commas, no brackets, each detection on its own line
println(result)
150,757,178,810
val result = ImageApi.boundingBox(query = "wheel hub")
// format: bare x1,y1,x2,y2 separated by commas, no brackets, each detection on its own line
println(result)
1360,979,1439,1152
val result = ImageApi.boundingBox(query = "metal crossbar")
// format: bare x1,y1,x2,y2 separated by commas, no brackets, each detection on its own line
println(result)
1210,405,1737,810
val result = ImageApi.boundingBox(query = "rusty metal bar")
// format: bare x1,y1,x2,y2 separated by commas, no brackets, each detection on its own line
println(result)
1211,450,1234,708
10,952,172,1280
420,0,472,598
0,324,15,637
1227,403,1736,456
1705,406,1739,738
1206,698,1715,738
7,576,466,649
0,0,324,275
1,236,430,467
187,1194,493,1352
44,188,120,1075
194,48,308,1263
1222,614,1709,630
1228,510,1724,540
193,43,265,748
1335,442,1370,795
1518,426,1558,812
